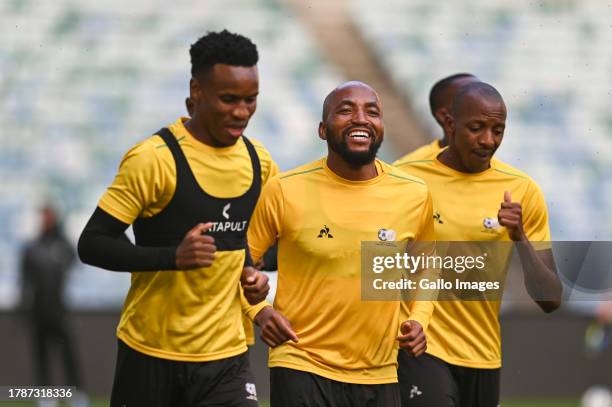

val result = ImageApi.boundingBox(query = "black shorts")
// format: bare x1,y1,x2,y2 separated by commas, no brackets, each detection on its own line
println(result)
397,352,500,407
111,340,258,407
270,367,400,407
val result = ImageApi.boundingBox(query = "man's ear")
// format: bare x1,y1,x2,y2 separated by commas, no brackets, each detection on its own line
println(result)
434,107,450,127
442,113,455,141
318,122,326,141
190,78,202,101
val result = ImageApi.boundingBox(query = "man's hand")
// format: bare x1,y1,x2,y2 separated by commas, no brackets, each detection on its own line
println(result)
241,266,270,305
254,306,299,347
397,320,426,357
175,223,216,269
498,191,526,242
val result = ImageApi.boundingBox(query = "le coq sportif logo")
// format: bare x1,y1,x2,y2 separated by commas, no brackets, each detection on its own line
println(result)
317,225,333,238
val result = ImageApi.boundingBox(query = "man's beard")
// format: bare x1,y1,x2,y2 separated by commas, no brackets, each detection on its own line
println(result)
327,133,383,167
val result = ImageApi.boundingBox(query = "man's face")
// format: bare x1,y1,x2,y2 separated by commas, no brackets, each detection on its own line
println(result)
190,64,259,147
41,207,57,234
444,93,506,173
319,84,384,166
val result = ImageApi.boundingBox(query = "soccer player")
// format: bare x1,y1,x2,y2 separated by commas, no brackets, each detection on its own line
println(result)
78,30,275,407
185,94,259,348
394,82,562,407
401,73,478,162
248,81,436,406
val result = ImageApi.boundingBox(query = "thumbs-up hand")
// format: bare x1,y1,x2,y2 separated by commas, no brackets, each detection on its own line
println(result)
498,191,525,241
175,223,217,269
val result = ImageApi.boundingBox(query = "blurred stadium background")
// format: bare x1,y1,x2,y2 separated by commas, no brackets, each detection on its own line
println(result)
0,0,610,405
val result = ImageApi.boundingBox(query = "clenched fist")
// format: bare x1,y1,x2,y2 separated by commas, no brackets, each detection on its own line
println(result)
241,266,270,304
175,223,216,269
397,320,426,357
255,306,299,347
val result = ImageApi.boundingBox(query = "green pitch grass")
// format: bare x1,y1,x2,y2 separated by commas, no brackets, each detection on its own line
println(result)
502,400,579,407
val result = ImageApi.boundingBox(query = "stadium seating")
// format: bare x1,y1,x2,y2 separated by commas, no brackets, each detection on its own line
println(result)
0,0,342,307
351,0,612,241
2,0,610,307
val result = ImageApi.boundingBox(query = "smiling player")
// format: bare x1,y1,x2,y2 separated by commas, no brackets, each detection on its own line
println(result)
248,81,436,406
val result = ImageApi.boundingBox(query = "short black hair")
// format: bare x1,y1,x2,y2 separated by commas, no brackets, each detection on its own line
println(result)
190,29,259,77
429,73,477,115
451,82,504,116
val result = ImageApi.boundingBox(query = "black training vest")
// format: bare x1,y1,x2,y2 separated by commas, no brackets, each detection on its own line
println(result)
132,128,261,251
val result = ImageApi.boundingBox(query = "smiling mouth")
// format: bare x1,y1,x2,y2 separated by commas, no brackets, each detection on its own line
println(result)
345,129,372,140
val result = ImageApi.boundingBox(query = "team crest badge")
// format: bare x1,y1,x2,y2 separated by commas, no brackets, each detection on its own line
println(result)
378,229,396,241
483,217,500,229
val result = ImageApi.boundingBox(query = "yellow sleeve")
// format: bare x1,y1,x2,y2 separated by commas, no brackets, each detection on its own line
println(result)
240,285,271,320
405,189,436,331
416,190,435,241
242,313,256,346
98,137,171,224
522,180,551,242
248,176,284,262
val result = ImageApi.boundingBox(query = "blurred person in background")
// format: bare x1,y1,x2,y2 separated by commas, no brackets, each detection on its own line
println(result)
398,73,478,162
78,30,273,407
394,82,562,407
19,204,90,407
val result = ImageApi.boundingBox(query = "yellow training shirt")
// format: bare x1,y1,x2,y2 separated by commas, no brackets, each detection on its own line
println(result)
248,158,435,384
396,139,442,163
394,155,550,369
243,314,255,346
98,117,277,361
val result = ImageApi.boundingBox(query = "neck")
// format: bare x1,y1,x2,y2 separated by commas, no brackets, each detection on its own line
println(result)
326,152,378,181
184,117,219,147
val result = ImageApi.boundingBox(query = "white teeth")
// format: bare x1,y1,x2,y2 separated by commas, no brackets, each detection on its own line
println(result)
349,130,370,138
